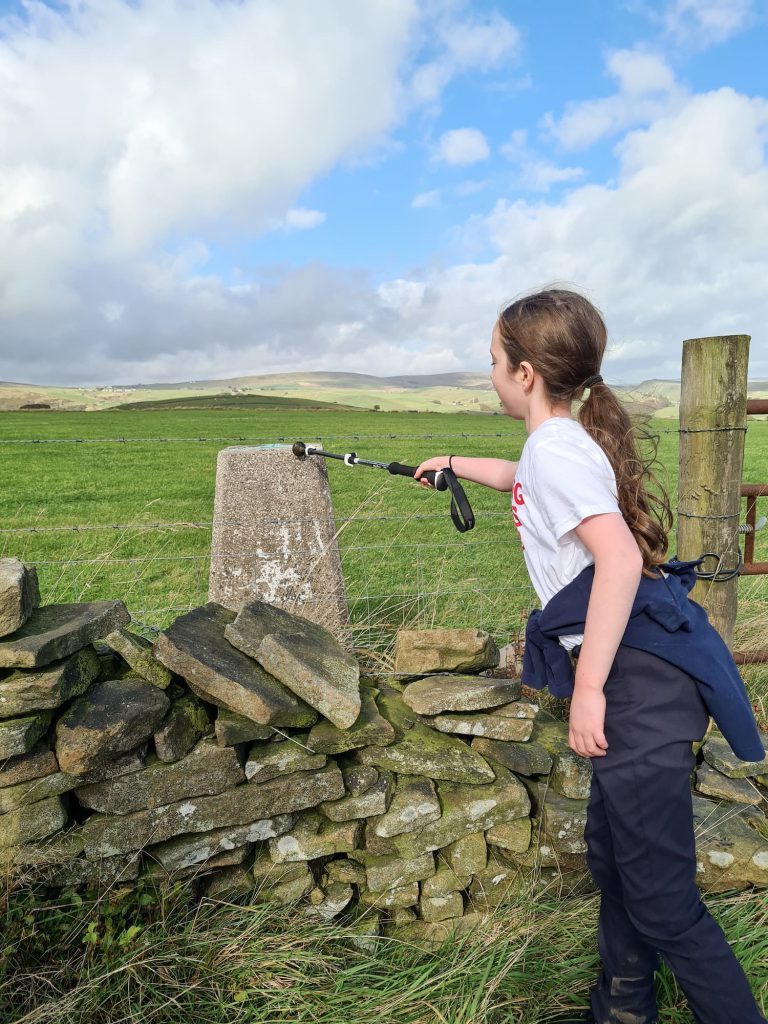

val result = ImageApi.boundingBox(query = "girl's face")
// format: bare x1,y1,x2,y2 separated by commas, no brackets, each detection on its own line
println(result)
490,322,528,418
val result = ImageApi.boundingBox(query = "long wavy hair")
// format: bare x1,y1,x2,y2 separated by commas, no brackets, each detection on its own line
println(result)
496,287,673,578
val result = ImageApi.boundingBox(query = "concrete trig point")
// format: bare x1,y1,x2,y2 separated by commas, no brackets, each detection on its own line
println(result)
208,445,350,640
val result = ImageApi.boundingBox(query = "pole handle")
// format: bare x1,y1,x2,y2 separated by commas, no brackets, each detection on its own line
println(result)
387,462,448,491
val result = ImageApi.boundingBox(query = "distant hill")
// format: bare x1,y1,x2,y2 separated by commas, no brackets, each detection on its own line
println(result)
111,393,363,412
1,371,767,416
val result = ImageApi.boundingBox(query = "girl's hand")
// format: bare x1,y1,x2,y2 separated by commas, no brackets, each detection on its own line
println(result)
568,687,609,758
413,456,451,488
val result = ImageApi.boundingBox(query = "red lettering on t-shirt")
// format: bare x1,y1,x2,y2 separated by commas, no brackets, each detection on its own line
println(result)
511,478,525,549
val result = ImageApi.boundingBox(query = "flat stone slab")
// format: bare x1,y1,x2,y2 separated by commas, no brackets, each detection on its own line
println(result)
0,559,40,638
105,629,173,689
471,735,553,777
0,794,68,849
421,865,472,897
0,647,100,717
359,881,420,909
540,789,589,855
74,735,245,814
0,710,53,759
55,678,170,774
322,857,367,886
695,763,765,805
81,761,344,857
701,732,768,778
691,793,768,892
306,686,395,753
357,849,436,893
0,601,130,669
394,628,500,677
214,706,273,746
319,771,394,821
145,813,297,871
444,832,487,875
420,891,464,923
224,599,361,728
340,764,379,797
269,809,360,862
302,881,354,921
153,603,317,728
402,675,521,714
0,768,81,814
154,693,211,763
0,741,58,789
355,716,496,783
0,824,86,868
417,706,534,741
486,817,532,854
251,846,312,885
362,763,530,858
369,774,441,837
144,844,249,881
245,733,327,782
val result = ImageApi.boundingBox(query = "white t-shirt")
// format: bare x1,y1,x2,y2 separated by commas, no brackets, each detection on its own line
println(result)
510,416,622,651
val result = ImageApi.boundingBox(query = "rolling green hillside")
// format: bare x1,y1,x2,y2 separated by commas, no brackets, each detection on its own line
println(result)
2,371,768,417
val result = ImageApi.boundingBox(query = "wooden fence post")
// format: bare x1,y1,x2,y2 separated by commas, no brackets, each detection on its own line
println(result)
677,335,750,647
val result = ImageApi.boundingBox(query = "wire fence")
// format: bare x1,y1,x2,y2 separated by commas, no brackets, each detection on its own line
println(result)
1,426,767,675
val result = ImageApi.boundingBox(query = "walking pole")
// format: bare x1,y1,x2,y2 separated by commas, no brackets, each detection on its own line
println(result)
292,441,475,532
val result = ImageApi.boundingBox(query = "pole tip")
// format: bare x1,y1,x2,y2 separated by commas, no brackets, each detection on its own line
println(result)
292,440,307,458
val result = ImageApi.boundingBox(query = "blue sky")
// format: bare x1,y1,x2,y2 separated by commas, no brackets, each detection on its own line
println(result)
0,0,766,385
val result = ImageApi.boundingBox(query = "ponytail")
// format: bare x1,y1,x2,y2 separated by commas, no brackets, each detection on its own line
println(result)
579,381,673,578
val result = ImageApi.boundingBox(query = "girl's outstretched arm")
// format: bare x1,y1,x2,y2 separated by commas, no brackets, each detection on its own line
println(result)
413,455,519,492
568,512,644,758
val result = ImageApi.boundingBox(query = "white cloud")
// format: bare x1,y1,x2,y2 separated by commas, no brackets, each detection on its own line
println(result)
663,0,753,47
410,10,521,105
436,128,490,165
377,279,426,315
282,208,327,230
412,189,441,208
421,87,768,380
500,128,585,192
517,162,586,191
0,0,417,328
543,48,682,150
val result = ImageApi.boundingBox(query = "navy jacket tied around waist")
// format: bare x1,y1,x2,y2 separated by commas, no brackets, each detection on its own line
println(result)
522,557,766,763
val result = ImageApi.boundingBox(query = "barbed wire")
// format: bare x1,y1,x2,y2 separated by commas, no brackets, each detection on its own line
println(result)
0,431,514,445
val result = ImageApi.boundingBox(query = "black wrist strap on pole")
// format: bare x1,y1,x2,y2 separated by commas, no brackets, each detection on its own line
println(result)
386,462,474,532
442,467,474,532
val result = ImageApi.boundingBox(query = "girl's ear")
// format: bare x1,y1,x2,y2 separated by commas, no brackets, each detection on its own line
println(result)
517,359,535,389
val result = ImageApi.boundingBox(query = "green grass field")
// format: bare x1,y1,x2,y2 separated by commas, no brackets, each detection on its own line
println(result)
0,407,767,691
2,407,767,1023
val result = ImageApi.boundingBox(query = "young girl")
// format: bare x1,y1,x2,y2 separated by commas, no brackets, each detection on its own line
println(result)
414,288,767,1024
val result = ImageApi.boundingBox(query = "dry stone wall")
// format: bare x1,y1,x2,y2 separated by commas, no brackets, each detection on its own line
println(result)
1,556,768,949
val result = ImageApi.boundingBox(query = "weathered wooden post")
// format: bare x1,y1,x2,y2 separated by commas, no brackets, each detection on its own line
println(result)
677,335,750,647
208,444,350,641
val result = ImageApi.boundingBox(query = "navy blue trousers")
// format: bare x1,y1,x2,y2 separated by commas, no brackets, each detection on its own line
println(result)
576,642,767,1024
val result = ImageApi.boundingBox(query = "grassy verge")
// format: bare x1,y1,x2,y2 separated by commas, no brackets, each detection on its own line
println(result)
1,869,765,1024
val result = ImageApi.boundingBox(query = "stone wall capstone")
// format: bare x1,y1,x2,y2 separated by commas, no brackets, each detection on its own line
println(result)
1,557,767,950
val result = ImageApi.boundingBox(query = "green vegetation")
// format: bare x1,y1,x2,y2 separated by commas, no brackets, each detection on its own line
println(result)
2,872,765,1023
1,406,766,1023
